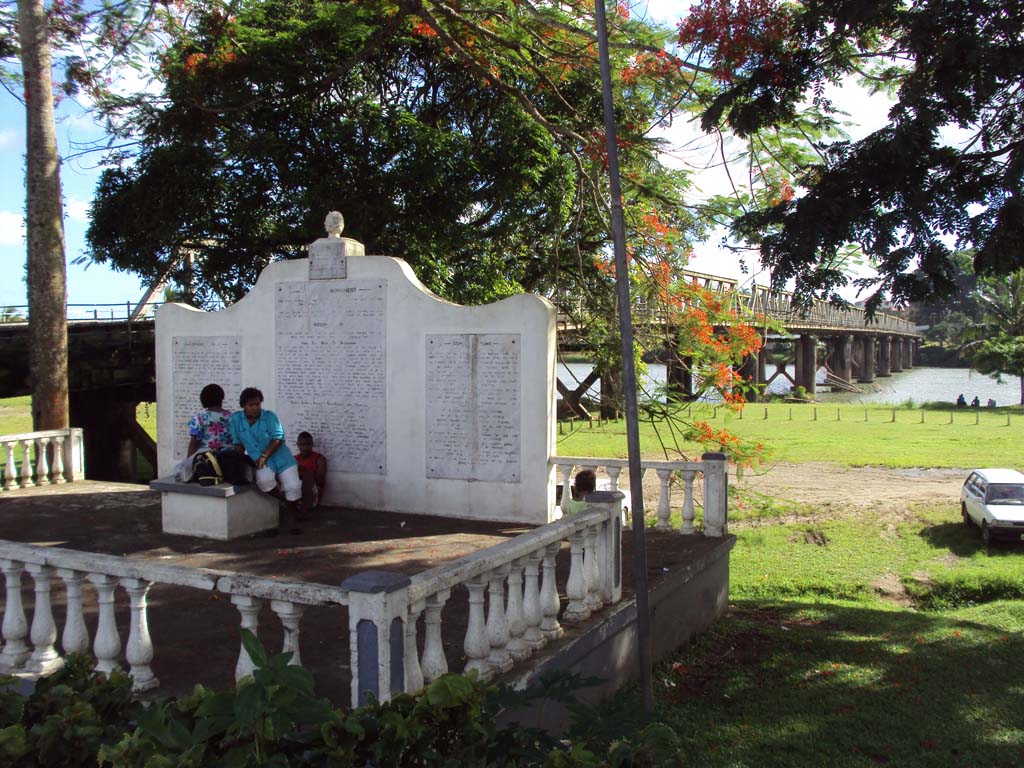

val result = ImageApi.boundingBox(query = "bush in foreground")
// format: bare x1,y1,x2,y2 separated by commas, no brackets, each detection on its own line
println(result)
0,633,684,767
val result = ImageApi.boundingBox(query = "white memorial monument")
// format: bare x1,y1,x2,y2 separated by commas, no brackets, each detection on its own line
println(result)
155,212,557,524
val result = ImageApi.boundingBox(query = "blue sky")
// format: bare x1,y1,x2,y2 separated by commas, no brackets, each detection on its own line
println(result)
0,0,890,311
0,90,148,312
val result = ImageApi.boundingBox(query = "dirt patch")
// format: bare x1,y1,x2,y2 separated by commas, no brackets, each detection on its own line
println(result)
787,529,829,546
727,462,965,526
871,573,912,606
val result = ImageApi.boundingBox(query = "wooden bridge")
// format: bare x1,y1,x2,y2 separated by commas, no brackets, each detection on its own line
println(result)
0,271,920,473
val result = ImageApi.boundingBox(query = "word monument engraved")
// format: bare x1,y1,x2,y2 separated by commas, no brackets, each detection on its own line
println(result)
170,336,242,461
274,280,387,475
426,334,520,482
156,211,556,524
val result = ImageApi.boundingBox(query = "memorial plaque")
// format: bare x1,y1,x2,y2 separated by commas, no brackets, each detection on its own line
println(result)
275,279,387,474
425,334,521,482
308,239,348,280
171,336,242,461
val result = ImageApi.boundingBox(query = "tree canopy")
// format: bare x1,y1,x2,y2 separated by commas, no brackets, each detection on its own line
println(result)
681,0,1024,310
86,0,703,307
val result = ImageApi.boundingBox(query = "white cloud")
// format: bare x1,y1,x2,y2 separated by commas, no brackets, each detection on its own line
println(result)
65,196,90,223
0,211,25,246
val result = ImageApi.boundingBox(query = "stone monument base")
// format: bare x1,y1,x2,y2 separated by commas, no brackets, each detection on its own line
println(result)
150,478,280,540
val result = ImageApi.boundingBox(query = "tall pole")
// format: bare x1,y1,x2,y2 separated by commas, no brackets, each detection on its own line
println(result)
593,0,654,711
19,0,69,430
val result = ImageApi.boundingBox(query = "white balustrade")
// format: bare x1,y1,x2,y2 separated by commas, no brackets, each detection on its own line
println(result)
463,576,490,678
0,542,348,695
485,565,513,674
550,455,728,536
0,429,85,490
522,552,545,650
563,531,590,623
539,542,563,640
404,600,425,693
504,559,529,661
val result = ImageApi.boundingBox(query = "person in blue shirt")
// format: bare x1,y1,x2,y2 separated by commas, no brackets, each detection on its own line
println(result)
230,387,301,535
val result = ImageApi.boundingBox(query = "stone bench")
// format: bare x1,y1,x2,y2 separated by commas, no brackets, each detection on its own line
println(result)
149,478,280,540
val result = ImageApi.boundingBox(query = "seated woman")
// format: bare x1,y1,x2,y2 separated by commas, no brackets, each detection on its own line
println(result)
229,387,302,535
186,384,232,457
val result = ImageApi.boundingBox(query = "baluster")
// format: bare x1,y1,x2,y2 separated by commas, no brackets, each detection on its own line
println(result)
505,559,529,661
0,560,30,670
25,564,62,674
231,595,263,681
485,565,513,673
51,435,66,484
679,471,697,534
522,551,545,650
56,569,89,655
655,468,673,530
557,463,574,516
420,589,450,683
404,600,425,693
4,442,17,490
605,465,622,492
563,531,590,623
583,524,603,611
270,600,305,667
463,576,490,678
539,542,563,640
121,578,158,691
34,438,51,487
19,440,34,488
89,574,122,674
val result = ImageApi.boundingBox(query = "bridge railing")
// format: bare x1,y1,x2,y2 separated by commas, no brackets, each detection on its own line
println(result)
1,428,85,490
743,285,915,334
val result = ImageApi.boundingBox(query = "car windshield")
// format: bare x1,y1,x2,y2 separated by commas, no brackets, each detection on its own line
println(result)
985,484,1024,504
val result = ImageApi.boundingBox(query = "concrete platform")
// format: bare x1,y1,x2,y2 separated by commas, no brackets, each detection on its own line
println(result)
0,481,730,707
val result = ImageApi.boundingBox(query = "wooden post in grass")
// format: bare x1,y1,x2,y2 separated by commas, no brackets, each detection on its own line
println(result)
836,408,840,421
813,407,817,422
891,409,896,423
763,407,768,420
975,411,979,425
864,409,868,422
949,411,953,424
920,410,925,423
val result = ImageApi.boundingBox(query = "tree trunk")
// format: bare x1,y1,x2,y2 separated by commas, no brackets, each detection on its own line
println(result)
19,0,69,430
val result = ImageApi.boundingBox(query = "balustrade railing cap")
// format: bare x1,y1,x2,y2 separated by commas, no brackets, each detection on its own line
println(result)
341,570,412,594
701,452,728,461
584,490,625,503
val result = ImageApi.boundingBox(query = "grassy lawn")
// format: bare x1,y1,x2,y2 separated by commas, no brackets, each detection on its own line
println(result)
605,500,1024,767
0,395,32,435
557,402,1024,467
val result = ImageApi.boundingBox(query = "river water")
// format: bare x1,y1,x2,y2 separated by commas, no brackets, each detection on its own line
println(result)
557,363,1018,406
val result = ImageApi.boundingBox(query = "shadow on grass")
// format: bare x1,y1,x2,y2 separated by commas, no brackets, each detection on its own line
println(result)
645,600,1024,768
919,520,1024,554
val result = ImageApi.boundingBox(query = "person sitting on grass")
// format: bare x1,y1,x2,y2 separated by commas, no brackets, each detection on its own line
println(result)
186,384,232,457
294,431,327,516
229,387,302,536
562,469,597,516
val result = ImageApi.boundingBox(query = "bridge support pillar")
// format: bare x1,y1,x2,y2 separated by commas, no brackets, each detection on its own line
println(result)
599,364,621,420
737,353,760,402
69,392,153,483
891,338,904,372
795,334,817,395
877,336,891,377
903,338,914,369
833,334,854,383
665,348,693,402
859,337,876,384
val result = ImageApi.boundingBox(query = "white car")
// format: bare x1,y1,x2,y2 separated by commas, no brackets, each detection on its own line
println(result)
960,468,1024,545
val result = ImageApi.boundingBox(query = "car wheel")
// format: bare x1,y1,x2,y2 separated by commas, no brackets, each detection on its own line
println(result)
981,521,992,547
962,503,973,527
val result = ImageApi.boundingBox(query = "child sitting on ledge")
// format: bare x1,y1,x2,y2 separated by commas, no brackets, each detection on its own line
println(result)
562,469,597,516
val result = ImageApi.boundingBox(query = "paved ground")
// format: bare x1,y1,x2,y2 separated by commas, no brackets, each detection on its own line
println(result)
0,481,718,704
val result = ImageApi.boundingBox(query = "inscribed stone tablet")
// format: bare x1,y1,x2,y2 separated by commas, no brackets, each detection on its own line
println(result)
171,336,242,461
274,279,387,474
425,333,521,482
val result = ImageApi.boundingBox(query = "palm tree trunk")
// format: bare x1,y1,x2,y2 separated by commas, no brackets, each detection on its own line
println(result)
18,0,69,429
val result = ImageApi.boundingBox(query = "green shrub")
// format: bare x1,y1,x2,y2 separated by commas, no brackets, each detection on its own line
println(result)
2,632,685,767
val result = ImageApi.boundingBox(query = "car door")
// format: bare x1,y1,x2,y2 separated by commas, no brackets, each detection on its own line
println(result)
964,474,984,523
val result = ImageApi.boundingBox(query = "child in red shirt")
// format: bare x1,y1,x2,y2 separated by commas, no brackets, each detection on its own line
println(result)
294,431,327,515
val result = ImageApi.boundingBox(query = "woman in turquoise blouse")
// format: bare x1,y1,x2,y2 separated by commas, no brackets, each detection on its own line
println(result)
230,387,301,535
